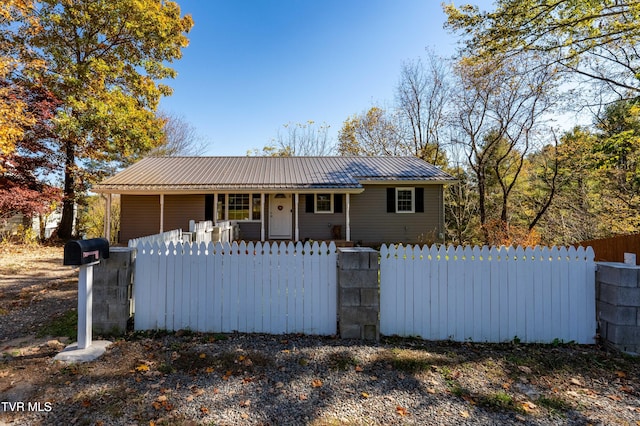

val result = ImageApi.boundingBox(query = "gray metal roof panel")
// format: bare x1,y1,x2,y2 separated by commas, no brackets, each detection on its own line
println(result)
94,156,455,191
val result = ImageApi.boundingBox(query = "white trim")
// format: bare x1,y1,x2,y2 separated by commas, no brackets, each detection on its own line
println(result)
159,194,164,233
260,193,265,241
294,193,299,242
396,187,415,213
346,193,351,241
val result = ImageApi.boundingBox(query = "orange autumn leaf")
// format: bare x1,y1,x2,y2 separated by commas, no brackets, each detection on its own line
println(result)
200,406,209,414
396,406,408,416
355,365,364,372
312,379,323,388
199,353,206,359
135,364,149,372
361,392,370,398
205,367,214,373
615,371,627,378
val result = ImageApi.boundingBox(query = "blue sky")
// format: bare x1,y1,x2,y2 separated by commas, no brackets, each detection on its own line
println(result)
159,1,494,156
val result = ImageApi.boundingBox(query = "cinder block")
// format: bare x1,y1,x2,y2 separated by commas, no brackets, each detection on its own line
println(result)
597,264,640,288
339,269,378,288
363,324,379,341
598,301,638,326
360,288,379,307
605,323,640,345
338,248,379,270
340,288,361,307
340,323,362,339
599,283,640,306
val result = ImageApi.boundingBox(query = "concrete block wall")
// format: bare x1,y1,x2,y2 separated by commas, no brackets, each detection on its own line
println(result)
93,247,135,335
338,247,379,341
596,262,640,354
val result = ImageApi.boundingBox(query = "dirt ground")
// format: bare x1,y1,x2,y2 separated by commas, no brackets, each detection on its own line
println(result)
1,244,640,425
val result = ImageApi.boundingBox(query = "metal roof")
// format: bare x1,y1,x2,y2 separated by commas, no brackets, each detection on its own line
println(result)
93,156,455,193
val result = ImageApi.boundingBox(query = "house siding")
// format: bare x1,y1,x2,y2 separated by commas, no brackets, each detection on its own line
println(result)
164,195,205,233
298,194,347,241
350,185,443,245
120,195,160,243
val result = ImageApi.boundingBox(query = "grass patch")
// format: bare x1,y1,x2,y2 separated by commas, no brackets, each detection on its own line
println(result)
328,351,360,371
37,309,77,340
478,391,522,413
538,395,572,413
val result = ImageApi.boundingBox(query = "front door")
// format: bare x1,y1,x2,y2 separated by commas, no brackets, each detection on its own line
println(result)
269,194,292,239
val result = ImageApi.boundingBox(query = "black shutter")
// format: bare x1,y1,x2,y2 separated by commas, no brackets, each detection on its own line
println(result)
415,188,424,213
334,194,343,213
387,188,395,213
305,194,314,213
205,194,214,221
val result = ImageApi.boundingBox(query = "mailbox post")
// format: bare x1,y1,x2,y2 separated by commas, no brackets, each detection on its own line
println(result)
63,238,110,350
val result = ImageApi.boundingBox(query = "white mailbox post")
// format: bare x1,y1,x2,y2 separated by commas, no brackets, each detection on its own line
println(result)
56,238,111,361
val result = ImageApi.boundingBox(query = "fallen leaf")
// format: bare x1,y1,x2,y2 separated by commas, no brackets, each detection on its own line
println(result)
238,355,246,362
275,382,284,389
615,370,627,378
81,399,91,407
240,399,251,407
205,367,214,374
222,370,232,381
241,413,249,419
462,394,477,405
199,353,206,359
427,388,436,394
355,365,364,372
518,366,532,374
521,401,537,412
156,395,167,403
135,364,150,372
192,388,205,396
312,379,323,388
460,410,470,418
361,392,370,398
200,406,209,414
607,394,622,401
396,406,408,416
569,378,582,386
620,385,634,393
299,394,308,401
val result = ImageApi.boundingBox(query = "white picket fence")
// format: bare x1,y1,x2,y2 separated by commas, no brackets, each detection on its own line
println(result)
380,245,596,344
134,241,338,335
128,229,183,248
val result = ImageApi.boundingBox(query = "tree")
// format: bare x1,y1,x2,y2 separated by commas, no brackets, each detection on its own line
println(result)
452,53,558,244
148,112,207,157
444,0,640,100
337,107,404,156
395,50,451,166
0,80,61,226
21,0,193,239
250,121,334,157
0,0,38,159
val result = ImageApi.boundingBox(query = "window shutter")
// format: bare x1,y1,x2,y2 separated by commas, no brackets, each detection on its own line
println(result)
205,194,214,221
415,188,424,213
334,194,343,213
305,194,314,213
387,188,395,213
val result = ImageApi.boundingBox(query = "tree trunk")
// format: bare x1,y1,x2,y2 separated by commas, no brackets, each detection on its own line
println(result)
57,141,75,240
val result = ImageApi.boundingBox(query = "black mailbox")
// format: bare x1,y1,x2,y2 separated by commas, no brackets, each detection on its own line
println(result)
63,238,110,266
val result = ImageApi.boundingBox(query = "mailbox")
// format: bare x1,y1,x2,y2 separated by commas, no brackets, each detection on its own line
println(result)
64,238,110,266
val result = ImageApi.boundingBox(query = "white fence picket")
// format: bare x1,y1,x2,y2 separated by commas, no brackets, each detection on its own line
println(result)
134,239,338,335
379,244,596,344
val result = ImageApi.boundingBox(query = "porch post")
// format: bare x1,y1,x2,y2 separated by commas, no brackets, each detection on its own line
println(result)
103,193,112,242
159,194,164,233
346,193,351,241
260,193,265,241
294,193,299,242
213,193,218,223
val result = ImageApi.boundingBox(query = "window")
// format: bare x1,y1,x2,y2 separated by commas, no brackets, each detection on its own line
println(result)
216,194,262,221
396,188,415,213
315,194,333,213
252,194,261,220
228,194,250,220
387,187,424,213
